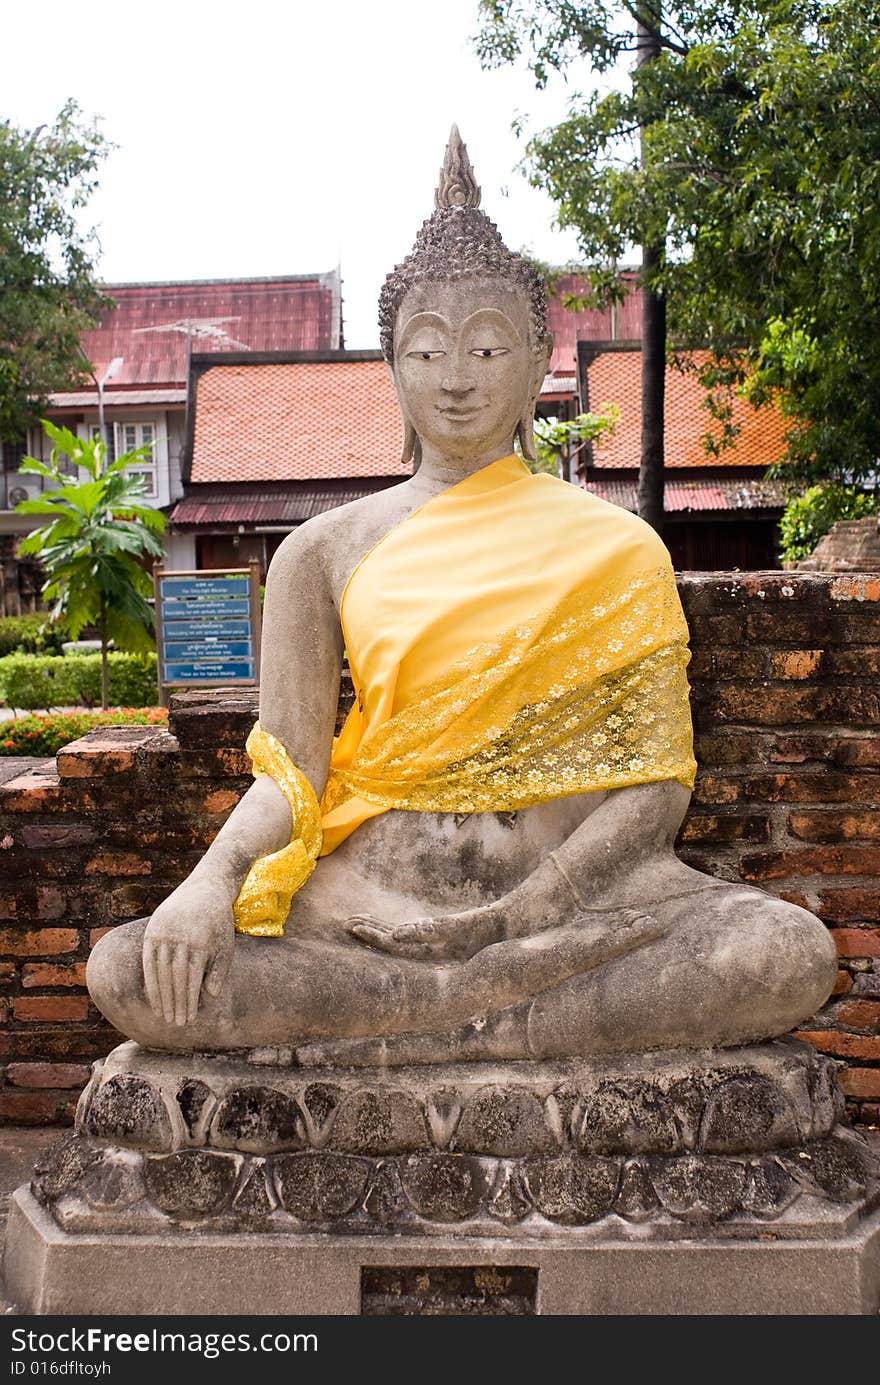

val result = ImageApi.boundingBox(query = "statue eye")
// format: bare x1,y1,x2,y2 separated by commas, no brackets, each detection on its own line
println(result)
406,349,445,361
470,347,509,359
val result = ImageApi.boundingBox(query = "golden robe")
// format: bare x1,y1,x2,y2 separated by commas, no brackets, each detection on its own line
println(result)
234,453,696,936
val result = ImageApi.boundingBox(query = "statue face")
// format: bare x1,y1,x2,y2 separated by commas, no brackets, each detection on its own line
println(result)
392,279,541,461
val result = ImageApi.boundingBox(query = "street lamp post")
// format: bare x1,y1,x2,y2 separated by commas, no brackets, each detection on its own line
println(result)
94,356,124,453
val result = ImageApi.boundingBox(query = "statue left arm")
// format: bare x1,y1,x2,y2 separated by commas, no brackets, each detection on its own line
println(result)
350,778,691,961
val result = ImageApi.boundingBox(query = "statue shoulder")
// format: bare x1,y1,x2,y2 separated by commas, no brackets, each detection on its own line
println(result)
266,487,412,598
541,477,673,564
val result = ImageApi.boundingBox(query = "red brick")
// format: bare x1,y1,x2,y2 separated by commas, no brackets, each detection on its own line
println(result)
689,648,766,680
692,732,762,767
832,969,854,995
834,739,880,769
108,884,167,919
775,889,812,910
21,962,87,989
829,575,880,603
743,774,880,805
0,771,62,812
21,823,98,849
789,811,880,842
826,647,880,677
56,744,136,778
12,995,89,1022
6,1062,90,1088
832,927,880,957
203,789,239,813
0,962,15,985
708,685,880,726
767,735,833,764
859,1103,880,1125
679,814,770,845
834,999,880,1032
740,846,880,882
768,650,825,680
821,891,880,925
691,776,741,805
0,929,79,957
0,897,17,920
837,1068,880,1100
89,927,113,948
0,1090,76,1124
794,1030,880,1059
84,852,151,876
3,1027,120,1061
35,886,67,920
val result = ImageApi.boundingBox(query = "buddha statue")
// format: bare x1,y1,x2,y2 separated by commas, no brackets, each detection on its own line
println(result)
87,129,836,1064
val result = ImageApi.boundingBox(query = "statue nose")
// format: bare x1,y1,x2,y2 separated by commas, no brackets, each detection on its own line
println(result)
441,366,476,395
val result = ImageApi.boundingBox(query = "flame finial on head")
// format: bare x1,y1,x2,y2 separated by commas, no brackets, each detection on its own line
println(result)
435,124,481,210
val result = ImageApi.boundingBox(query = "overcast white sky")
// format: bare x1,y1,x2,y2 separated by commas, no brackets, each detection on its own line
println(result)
5,0,596,347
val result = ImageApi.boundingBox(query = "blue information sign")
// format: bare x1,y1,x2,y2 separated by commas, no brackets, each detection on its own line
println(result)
156,566,261,693
164,660,255,681
162,619,252,640
161,577,250,599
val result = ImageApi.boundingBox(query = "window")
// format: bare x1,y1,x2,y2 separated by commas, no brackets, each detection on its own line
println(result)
117,421,157,498
90,425,117,462
88,420,160,499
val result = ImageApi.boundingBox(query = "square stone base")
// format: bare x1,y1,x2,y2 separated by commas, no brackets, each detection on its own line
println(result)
6,1187,880,1316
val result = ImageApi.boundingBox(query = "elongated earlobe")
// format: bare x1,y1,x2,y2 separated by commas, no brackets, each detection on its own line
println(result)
516,412,537,463
401,419,418,466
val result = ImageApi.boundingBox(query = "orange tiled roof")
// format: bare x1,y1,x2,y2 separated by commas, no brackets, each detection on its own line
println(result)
584,349,789,470
190,359,408,484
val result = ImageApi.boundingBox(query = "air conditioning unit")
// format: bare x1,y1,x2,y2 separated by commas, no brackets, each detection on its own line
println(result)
7,487,29,506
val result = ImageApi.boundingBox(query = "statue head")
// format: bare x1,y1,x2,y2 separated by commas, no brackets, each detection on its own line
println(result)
379,127,552,465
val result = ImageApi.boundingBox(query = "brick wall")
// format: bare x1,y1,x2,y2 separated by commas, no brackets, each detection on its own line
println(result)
0,571,877,1126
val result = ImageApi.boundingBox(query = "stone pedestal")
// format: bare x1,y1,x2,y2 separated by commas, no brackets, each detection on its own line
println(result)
5,1038,880,1314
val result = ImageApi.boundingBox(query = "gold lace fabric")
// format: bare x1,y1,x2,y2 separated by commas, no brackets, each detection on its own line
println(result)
322,564,696,820
232,722,323,937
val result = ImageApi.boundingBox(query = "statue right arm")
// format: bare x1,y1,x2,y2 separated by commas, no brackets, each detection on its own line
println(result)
142,520,344,1025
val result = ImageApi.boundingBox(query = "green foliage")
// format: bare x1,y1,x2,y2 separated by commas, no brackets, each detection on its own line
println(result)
0,101,111,442
777,485,878,565
526,406,620,475
0,706,167,757
477,0,880,485
0,652,158,711
0,614,67,657
15,421,166,709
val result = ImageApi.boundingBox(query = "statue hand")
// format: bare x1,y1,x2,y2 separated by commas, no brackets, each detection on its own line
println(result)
142,881,234,1027
348,903,505,961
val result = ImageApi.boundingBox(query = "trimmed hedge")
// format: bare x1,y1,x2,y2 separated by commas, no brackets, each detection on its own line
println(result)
0,707,168,756
0,652,158,710
0,614,67,657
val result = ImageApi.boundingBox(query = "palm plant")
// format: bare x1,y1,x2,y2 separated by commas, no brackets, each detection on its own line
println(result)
14,420,166,710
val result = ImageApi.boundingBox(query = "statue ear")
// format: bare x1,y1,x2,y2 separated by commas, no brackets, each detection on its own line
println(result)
516,413,537,463
517,333,553,463
401,418,418,467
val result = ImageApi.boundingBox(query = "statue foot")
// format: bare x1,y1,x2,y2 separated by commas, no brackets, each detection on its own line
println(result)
348,902,658,963
347,903,503,961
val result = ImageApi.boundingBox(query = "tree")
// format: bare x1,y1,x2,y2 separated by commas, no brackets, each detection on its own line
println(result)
0,101,111,444
14,422,166,711
476,1,880,496
527,405,620,475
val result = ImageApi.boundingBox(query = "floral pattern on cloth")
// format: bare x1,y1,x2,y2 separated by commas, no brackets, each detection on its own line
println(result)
321,565,695,820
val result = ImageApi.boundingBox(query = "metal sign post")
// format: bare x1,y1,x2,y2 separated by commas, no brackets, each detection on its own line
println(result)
153,559,262,706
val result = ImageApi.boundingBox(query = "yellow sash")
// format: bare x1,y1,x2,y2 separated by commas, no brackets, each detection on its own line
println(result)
235,453,696,935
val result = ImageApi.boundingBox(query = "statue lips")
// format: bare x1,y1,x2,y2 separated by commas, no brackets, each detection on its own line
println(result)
438,405,484,422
